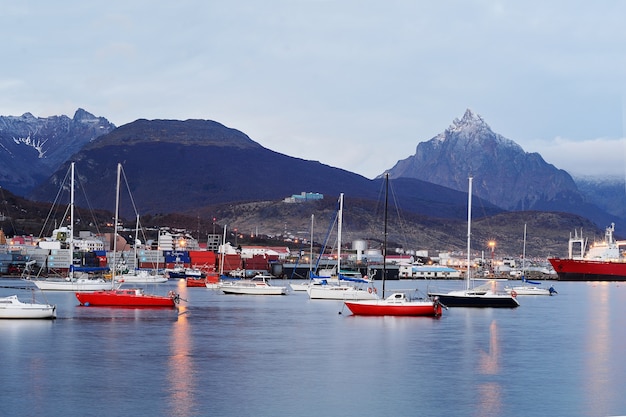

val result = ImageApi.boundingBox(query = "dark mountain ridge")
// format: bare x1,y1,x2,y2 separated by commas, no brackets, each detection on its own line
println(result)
29,119,502,220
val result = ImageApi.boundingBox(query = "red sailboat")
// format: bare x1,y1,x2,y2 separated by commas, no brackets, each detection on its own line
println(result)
345,293,443,316
75,163,181,308
343,174,443,317
76,289,179,307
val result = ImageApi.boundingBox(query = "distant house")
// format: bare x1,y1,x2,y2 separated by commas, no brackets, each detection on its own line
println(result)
283,192,324,203
240,246,291,260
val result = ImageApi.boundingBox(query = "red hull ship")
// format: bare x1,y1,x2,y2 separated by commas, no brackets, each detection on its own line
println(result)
76,289,179,307
548,223,626,281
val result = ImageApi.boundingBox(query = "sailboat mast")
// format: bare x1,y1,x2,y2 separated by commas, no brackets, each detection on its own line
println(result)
522,223,527,277
337,193,343,276
310,214,314,278
69,162,75,280
112,163,122,288
466,176,473,291
219,224,227,276
382,173,389,298
133,213,140,271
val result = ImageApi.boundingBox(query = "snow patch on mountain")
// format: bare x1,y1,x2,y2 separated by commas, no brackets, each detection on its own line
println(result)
13,134,47,158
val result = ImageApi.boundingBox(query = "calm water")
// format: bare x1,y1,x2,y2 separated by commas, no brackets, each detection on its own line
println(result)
1,279,625,417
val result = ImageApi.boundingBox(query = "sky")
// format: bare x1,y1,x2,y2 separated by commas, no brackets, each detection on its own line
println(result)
2,1,626,179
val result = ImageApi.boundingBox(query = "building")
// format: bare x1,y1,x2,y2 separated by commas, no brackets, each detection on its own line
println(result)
283,192,324,203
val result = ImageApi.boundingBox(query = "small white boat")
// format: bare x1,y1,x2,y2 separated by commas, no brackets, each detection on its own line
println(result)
505,279,557,296
0,295,56,319
307,283,378,300
33,276,112,292
220,274,287,295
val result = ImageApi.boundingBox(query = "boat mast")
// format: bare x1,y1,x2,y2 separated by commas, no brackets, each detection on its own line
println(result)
337,193,343,277
69,162,75,280
466,176,473,291
309,214,314,278
219,224,227,276
522,223,527,279
382,173,389,298
112,163,121,289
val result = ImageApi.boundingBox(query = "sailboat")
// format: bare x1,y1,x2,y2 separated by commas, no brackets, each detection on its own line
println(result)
0,283,57,319
505,224,557,296
306,193,377,300
117,214,168,284
344,174,443,316
289,214,316,291
428,177,520,308
75,163,180,307
32,163,111,292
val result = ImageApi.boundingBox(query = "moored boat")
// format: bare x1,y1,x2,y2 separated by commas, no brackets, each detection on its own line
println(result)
76,289,179,307
220,274,287,295
343,174,443,315
75,163,181,308
427,177,519,308
0,295,57,319
345,292,443,316
548,223,626,281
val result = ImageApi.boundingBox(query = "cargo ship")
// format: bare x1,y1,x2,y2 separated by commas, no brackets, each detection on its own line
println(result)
548,223,626,281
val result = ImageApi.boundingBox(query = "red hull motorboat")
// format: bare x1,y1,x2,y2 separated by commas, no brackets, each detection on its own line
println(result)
76,289,179,307
344,292,443,317
186,277,207,287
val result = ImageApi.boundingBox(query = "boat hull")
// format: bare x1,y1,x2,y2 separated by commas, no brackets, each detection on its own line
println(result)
76,289,177,307
0,296,57,319
549,258,626,281
186,278,207,287
33,279,111,292
428,291,520,308
506,286,552,296
344,300,442,316
307,285,378,300
220,286,287,295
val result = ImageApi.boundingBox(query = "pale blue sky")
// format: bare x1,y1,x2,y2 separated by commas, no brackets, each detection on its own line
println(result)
2,1,626,179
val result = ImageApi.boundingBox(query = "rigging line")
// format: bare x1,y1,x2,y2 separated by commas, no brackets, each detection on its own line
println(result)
119,164,141,219
74,166,103,236
387,177,412,251
37,164,71,239
313,200,340,272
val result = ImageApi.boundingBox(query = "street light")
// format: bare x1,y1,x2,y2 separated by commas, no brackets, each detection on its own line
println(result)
488,240,496,275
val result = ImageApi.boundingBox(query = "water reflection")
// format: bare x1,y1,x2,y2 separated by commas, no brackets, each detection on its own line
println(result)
476,320,502,417
585,283,611,416
167,284,193,417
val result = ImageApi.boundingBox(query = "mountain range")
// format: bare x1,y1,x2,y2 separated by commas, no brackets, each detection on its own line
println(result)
0,108,623,256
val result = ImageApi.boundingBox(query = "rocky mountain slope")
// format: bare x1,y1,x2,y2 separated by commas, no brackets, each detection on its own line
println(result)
385,109,618,228
0,109,115,195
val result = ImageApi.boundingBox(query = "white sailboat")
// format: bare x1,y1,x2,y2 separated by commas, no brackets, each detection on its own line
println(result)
505,224,557,296
0,295,56,319
117,214,167,284
428,177,520,308
306,193,376,300
290,214,316,291
33,163,111,292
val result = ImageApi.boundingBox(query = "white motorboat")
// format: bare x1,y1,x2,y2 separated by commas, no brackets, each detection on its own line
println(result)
220,274,287,295
0,295,56,319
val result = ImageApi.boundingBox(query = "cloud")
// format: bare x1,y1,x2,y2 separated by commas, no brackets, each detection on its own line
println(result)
526,136,626,178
